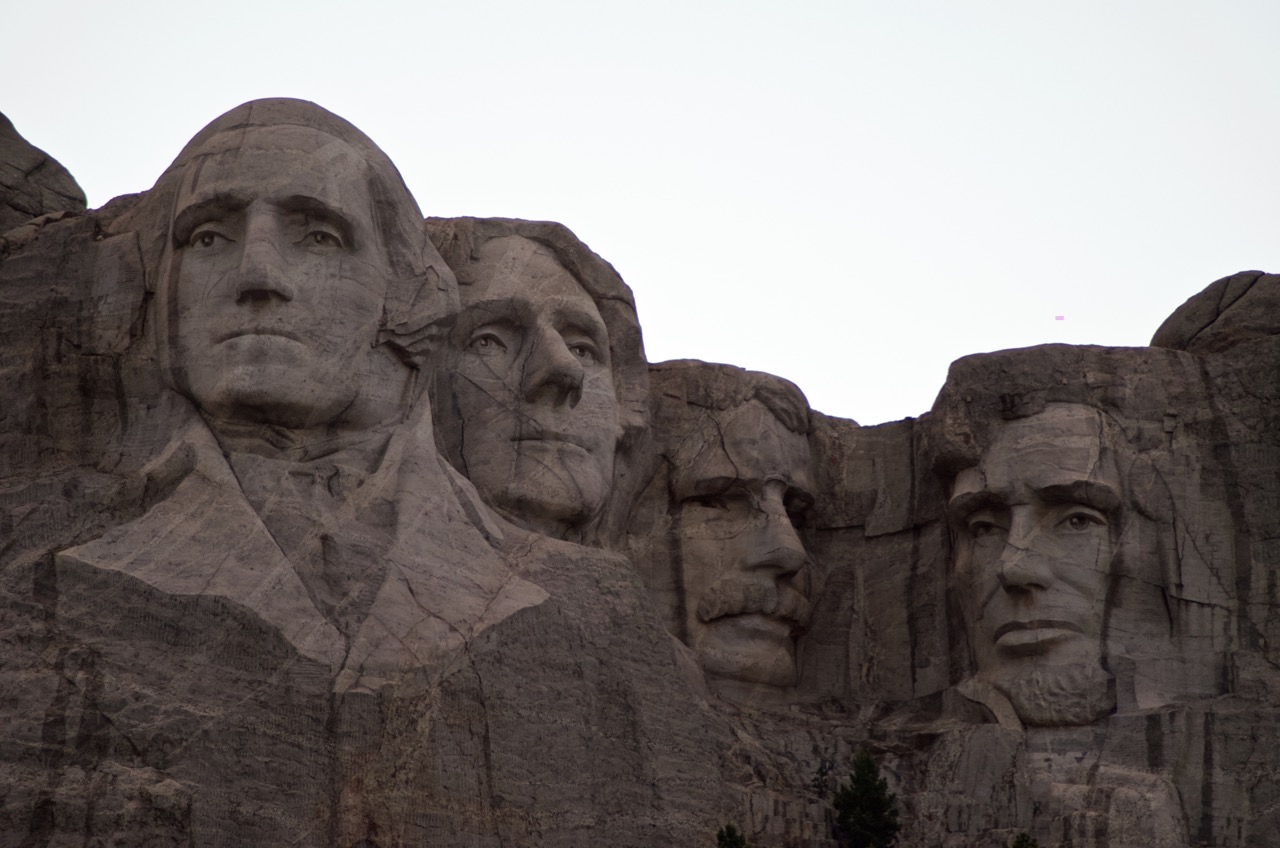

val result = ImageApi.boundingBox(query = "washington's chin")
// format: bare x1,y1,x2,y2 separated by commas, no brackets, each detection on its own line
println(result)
692,616,797,687
188,370,359,430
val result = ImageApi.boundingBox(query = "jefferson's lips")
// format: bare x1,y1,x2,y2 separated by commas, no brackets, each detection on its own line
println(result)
513,430,591,451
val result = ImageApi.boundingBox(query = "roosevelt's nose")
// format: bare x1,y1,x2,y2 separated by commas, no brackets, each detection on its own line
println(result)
996,513,1054,592
234,220,295,304
740,488,810,578
522,325,584,407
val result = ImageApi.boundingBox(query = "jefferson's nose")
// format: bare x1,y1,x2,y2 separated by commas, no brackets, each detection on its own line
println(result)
522,326,583,407
235,223,295,304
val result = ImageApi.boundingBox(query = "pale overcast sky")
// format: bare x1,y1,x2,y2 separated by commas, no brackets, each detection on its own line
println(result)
6,0,1279,424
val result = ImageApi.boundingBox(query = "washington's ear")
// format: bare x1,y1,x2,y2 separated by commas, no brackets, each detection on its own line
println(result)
380,261,460,365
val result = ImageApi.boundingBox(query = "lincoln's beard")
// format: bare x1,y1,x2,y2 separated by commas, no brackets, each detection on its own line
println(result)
989,662,1116,727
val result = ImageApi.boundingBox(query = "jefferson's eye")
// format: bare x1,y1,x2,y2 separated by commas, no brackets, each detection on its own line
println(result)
468,333,508,355
306,231,343,249
1061,510,1106,532
567,342,598,363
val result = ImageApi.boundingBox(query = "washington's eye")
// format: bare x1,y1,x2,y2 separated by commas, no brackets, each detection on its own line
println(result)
1061,510,1106,532
189,229,230,249
468,333,507,355
300,230,344,250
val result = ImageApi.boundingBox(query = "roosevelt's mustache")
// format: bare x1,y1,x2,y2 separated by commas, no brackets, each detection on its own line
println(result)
696,577,811,629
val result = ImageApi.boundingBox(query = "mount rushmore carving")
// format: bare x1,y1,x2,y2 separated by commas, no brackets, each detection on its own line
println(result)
1,98,1277,847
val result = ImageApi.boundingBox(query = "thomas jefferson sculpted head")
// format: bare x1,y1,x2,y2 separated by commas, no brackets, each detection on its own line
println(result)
426,218,649,547
144,98,455,434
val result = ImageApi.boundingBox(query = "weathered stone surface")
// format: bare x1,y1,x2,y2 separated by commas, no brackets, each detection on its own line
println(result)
3,102,1280,847
0,113,86,235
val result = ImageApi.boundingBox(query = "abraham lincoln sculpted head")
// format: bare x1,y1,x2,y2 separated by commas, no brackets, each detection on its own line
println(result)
935,347,1236,728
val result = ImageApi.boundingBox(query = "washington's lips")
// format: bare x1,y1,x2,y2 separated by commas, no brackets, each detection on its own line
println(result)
217,327,305,344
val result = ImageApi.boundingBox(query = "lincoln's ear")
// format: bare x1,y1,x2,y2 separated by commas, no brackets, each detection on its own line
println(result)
1126,453,1173,523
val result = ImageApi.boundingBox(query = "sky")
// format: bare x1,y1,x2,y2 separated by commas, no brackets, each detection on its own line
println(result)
6,0,1280,425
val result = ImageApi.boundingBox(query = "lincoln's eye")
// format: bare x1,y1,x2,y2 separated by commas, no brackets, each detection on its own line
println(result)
468,333,507,355
969,520,1003,538
310,231,342,248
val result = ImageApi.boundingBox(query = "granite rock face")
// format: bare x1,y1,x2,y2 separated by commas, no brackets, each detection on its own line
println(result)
2,99,1279,847
0,112,86,234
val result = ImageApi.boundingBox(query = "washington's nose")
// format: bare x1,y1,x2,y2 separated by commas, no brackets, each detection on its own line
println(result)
522,326,584,407
235,231,295,304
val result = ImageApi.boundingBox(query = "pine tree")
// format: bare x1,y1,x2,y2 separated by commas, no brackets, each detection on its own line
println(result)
716,823,750,848
1011,834,1038,848
831,751,901,848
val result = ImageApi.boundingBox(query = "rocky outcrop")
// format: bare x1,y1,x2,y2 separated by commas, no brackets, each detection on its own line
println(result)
0,113,86,235
2,100,1279,847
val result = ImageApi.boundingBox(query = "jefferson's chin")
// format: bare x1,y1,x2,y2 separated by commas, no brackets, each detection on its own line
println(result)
693,621,797,687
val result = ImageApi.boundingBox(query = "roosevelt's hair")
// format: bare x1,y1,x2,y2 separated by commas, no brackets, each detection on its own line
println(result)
648,360,811,436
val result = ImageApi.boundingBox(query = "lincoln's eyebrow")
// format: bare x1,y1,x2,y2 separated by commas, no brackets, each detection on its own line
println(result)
947,489,1003,520
172,192,249,245
1035,480,1121,513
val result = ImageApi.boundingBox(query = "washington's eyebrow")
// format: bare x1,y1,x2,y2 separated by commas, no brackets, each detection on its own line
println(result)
1035,480,1121,512
269,194,358,248
172,192,249,245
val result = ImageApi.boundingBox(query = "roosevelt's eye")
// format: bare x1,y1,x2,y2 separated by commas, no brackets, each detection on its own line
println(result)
468,333,508,355
189,228,231,249
1060,509,1107,532
566,341,599,364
